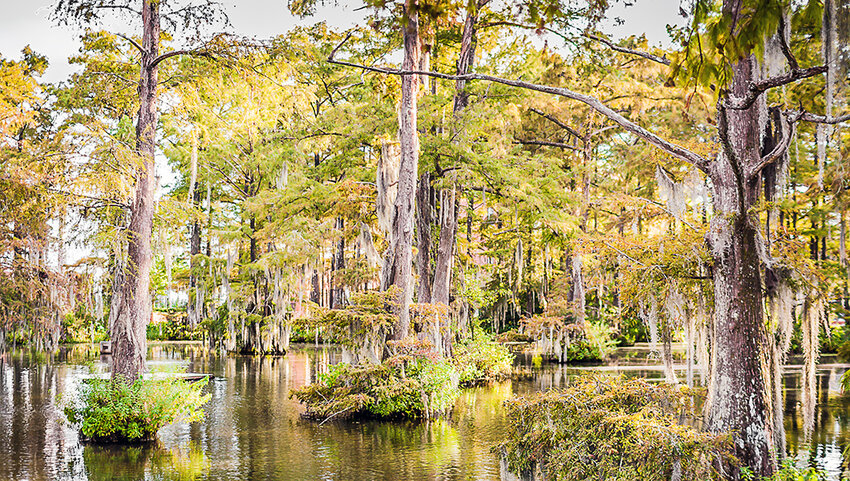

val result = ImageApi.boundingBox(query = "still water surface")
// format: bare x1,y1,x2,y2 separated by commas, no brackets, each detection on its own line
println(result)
1,342,849,480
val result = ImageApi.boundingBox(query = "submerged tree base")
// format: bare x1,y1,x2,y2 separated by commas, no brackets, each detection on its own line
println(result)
292,336,514,421
63,377,210,444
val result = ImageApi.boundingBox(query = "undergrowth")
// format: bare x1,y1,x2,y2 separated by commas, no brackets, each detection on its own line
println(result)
63,377,210,443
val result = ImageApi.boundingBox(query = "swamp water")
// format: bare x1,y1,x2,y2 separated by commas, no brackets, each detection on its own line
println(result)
1,342,849,480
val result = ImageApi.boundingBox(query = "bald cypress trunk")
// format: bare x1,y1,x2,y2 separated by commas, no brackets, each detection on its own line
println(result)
187,183,202,328
705,48,775,476
110,0,159,382
382,0,420,340
430,0,485,307
416,171,434,304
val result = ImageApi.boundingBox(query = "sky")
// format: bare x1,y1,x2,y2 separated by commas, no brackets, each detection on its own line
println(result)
0,0,686,83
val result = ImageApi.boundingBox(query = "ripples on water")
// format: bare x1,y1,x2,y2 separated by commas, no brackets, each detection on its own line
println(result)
0,343,848,480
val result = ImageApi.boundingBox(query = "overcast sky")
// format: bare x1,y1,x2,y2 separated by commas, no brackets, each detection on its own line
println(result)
0,0,686,83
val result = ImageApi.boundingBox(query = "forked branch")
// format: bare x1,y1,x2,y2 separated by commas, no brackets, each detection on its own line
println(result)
726,65,827,110
746,110,802,180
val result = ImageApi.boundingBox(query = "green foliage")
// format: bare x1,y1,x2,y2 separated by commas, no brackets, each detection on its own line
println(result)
63,378,210,443
500,375,734,481
453,333,515,385
291,339,460,420
568,321,617,362
62,305,107,343
146,311,203,341
298,288,399,348
741,459,827,481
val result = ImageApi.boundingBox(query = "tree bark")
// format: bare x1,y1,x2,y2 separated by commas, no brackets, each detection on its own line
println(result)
110,0,160,383
416,171,433,304
429,0,485,308
705,48,775,476
432,188,457,305
188,181,202,328
331,217,345,308
383,0,420,340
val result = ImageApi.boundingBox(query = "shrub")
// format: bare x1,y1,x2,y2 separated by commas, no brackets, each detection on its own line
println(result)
291,338,460,420
63,378,210,443
500,375,734,481
453,334,514,385
742,460,827,481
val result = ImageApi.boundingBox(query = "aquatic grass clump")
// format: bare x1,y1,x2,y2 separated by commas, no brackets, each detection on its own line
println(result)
500,375,734,481
292,338,460,421
63,377,210,443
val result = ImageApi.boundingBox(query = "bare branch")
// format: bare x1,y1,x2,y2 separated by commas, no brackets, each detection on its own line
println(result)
513,138,582,152
116,33,145,55
528,107,584,139
726,65,827,110
88,71,135,85
746,111,802,180
327,42,709,172
585,33,670,66
150,49,212,69
777,13,798,71
790,110,850,125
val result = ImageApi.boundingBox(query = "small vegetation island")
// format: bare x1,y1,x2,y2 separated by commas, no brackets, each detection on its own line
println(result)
2,0,850,480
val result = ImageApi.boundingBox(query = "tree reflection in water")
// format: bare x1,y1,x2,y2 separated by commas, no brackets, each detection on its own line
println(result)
2,343,850,480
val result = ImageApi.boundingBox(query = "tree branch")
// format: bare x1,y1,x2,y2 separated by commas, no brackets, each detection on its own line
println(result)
777,13,798,71
150,49,213,69
116,33,145,55
328,41,709,172
585,34,670,66
528,107,584,139
790,110,850,125
726,66,827,110
513,138,582,152
746,111,801,180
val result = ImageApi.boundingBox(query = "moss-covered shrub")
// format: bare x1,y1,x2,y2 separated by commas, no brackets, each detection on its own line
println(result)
453,334,514,385
63,378,210,443
292,338,460,420
500,375,734,481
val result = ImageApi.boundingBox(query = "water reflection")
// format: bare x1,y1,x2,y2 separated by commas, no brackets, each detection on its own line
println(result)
1,343,850,480
82,444,208,481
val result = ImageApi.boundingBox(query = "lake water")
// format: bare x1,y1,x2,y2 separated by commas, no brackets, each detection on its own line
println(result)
1,342,849,480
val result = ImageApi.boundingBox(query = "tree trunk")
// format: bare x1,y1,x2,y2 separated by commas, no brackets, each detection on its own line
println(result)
433,188,458,357
188,182,202,328
110,0,159,383
429,0,484,310
432,188,457,305
705,49,775,476
331,217,345,308
567,252,585,326
416,171,433,304
382,0,420,340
